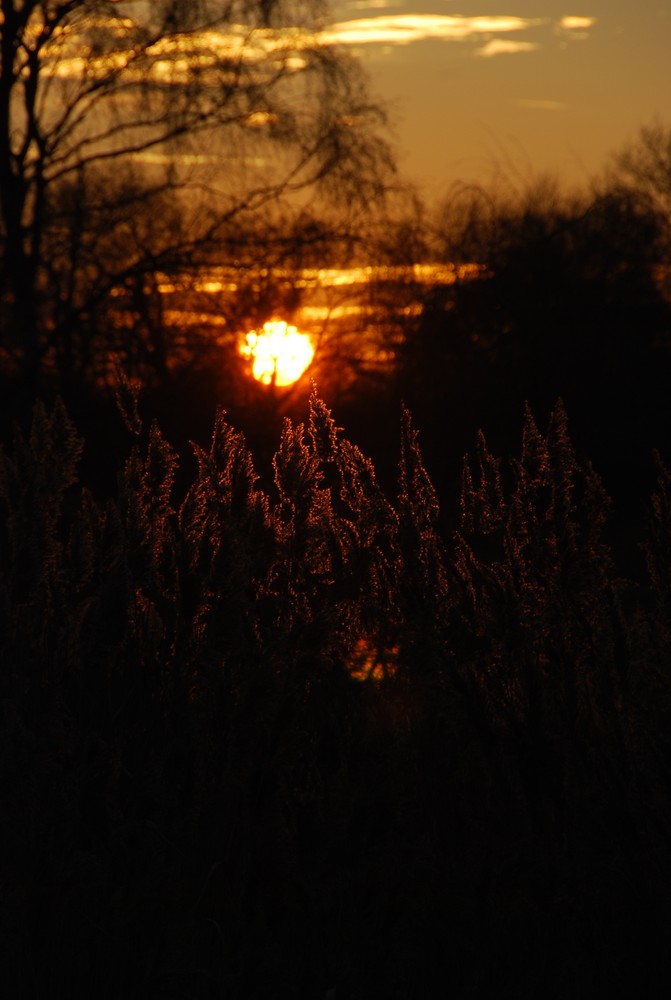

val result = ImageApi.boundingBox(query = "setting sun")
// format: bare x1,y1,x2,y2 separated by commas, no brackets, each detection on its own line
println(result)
241,319,315,387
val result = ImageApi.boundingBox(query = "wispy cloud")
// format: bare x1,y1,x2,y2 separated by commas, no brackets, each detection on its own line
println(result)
40,22,312,84
516,98,568,111
555,15,596,40
559,16,596,30
347,0,403,8
42,10,598,87
322,15,544,47
477,40,539,58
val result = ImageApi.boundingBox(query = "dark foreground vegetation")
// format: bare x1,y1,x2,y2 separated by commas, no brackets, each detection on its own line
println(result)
3,389,671,998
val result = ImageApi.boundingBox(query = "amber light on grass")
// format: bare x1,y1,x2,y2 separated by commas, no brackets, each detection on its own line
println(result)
349,638,399,681
241,319,315,386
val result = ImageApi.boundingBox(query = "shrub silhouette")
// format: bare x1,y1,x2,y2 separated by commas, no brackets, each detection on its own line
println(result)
399,182,671,517
2,392,671,998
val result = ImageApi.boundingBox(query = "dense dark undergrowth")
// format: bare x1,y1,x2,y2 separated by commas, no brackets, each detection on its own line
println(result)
2,390,671,998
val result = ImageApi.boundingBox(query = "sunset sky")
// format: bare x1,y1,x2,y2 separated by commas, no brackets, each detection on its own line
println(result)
328,1,671,198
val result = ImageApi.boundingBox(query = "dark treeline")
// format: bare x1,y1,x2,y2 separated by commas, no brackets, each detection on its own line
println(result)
393,143,671,532
3,390,671,997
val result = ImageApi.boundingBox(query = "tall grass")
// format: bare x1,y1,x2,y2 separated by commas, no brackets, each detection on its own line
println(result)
1,391,670,998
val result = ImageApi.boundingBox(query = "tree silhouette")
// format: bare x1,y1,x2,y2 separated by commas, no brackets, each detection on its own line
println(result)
398,175,671,510
607,120,671,231
0,0,394,386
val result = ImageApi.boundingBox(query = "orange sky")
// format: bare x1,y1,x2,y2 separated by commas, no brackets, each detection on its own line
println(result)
329,2,671,199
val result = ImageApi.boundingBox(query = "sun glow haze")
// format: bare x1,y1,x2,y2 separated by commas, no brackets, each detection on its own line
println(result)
241,319,314,386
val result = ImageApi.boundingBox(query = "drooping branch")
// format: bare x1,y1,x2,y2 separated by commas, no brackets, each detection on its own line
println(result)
0,0,396,382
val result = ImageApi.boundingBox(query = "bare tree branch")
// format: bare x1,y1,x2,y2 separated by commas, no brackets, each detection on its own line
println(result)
0,0,396,383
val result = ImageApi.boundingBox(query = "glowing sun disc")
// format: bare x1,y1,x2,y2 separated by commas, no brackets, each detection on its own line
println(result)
241,319,314,387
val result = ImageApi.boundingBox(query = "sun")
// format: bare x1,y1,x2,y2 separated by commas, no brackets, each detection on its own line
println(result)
240,319,315,387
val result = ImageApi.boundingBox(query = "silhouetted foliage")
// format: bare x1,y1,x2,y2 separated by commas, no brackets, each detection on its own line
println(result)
0,0,395,389
2,393,671,997
607,120,671,250
398,172,671,516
